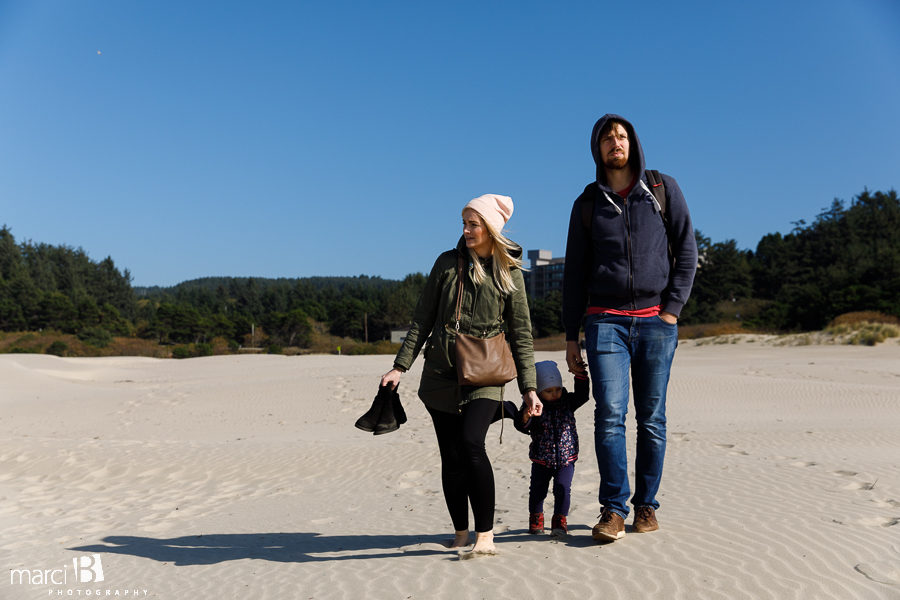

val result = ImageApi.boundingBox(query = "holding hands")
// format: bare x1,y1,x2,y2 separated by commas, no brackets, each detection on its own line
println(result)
522,389,542,420
566,340,587,375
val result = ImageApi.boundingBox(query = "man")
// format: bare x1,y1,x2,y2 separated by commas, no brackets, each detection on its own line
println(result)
563,114,697,542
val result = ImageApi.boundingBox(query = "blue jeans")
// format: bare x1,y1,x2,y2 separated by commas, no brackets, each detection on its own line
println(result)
584,313,678,518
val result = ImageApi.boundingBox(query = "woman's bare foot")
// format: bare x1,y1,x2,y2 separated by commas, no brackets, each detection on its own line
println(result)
459,530,497,559
447,530,471,549
470,530,496,554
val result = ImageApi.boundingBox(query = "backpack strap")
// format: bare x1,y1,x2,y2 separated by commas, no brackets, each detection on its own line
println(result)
645,169,667,219
645,169,674,266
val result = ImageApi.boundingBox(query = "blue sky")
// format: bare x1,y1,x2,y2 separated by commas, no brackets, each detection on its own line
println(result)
1,0,898,287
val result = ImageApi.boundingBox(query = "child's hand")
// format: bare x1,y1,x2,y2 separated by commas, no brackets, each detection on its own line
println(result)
566,340,587,375
521,405,533,424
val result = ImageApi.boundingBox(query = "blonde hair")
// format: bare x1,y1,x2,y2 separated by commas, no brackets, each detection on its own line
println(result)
462,209,524,295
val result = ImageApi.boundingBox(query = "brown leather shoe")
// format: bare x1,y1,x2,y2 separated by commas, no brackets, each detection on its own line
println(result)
633,505,659,533
592,508,625,541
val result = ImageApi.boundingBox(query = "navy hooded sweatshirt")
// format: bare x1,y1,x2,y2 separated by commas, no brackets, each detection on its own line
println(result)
562,114,698,341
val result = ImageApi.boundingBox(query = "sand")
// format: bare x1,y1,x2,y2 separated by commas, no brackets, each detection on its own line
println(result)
1,343,899,599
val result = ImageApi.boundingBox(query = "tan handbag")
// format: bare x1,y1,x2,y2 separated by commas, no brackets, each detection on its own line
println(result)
453,254,517,387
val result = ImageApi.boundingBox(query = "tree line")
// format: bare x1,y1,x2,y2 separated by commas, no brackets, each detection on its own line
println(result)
1,189,897,349
680,189,899,331
0,227,135,346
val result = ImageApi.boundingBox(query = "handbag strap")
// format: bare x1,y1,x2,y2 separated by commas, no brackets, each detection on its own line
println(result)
455,251,506,334
454,253,465,332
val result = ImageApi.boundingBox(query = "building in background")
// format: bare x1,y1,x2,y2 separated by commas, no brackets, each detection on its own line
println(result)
523,249,565,299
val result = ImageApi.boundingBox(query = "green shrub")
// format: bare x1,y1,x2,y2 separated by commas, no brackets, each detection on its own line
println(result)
827,323,852,336
8,346,39,354
46,341,68,356
170,343,216,359
847,323,900,346
195,342,214,357
826,321,900,346
77,327,113,348
171,346,192,359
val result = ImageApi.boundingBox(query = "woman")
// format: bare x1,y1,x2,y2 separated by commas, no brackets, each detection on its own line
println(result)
382,194,542,556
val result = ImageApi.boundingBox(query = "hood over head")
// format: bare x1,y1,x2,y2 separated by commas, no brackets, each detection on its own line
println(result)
590,113,645,189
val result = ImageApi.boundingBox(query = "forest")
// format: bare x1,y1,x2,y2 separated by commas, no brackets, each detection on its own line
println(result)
1,189,897,355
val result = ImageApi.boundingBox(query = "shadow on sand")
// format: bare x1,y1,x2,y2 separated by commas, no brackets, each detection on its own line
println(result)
68,526,599,565
69,532,458,565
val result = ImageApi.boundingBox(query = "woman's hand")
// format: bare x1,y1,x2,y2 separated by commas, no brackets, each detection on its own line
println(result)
566,340,587,375
381,368,403,389
523,389,542,417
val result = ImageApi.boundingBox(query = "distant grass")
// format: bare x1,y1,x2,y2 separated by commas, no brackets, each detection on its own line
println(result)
824,312,900,346
825,320,900,346
533,333,566,352
676,321,756,340
0,330,188,358
829,311,899,326
4,310,898,358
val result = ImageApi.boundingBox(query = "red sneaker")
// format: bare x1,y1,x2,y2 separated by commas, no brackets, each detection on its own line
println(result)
528,512,544,534
550,514,568,535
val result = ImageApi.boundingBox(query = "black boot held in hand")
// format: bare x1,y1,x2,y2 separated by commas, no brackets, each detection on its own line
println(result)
393,391,407,426
373,384,400,435
354,384,394,432
356,384,405,435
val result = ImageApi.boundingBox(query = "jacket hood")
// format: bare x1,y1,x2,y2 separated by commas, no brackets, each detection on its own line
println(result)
590,113,646,190
455,236,523,261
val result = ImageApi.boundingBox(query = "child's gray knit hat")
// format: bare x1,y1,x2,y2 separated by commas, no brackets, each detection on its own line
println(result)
535,360,562,394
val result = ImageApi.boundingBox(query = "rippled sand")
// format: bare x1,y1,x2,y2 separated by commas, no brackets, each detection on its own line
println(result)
1,344,898,599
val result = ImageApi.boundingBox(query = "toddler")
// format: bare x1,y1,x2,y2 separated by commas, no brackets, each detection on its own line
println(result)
516,360,589,536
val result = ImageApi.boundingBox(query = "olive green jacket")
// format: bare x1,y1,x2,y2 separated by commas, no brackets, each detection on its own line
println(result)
393,237,537,414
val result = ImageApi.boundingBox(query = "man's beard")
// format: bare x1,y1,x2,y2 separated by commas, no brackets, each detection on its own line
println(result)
603,154,628,170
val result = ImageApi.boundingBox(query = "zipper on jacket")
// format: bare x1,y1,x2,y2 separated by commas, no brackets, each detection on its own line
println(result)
621,194,637,309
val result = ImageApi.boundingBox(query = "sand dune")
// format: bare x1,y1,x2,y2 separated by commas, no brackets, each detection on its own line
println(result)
1,344,899,599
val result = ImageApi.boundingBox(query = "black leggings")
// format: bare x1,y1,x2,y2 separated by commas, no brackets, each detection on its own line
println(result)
427,398,497,533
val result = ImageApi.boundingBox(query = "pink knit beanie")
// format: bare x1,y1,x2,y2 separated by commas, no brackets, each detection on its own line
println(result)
463,194,514,234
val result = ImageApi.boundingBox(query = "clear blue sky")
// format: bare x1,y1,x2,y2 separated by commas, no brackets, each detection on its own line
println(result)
1,0,898,287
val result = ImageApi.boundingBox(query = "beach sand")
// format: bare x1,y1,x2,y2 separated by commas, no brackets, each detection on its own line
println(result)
1,343,899,599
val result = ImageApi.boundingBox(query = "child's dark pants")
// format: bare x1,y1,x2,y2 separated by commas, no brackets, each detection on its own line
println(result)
529,462,575,516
